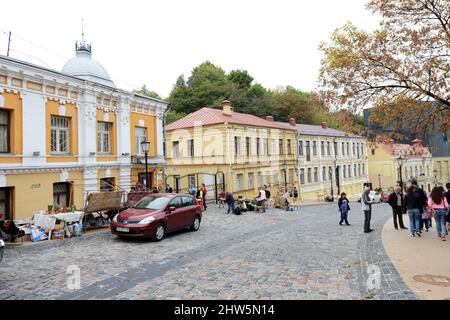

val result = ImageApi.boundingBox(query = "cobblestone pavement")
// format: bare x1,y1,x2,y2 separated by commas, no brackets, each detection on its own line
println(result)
0,202,416,300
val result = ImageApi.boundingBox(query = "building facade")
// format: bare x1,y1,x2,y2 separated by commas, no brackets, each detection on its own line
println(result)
283,122,369,201
165,101,298,200
367,140,434,193
0,40,168,220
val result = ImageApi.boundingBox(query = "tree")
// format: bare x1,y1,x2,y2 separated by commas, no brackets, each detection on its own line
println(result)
228,69,254,89
133,84,162,100
319,0,450,141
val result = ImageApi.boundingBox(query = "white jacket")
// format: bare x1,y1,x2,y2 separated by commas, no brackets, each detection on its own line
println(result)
361,192,372,211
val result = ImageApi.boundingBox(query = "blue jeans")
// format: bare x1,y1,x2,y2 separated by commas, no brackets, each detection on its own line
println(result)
407,209,421,235
227,203,235,214
434,209,447,238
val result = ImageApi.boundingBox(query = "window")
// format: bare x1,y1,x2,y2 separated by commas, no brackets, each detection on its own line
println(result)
306,141,311,162
256,138,261,156
327,141,331,155
356,143,360,158
341,142,345,156
236,174,243,191
248,172,254,189
172,141,180,158
289,169,294,184
298,140,304,156
343,165,347,178
307,168,312,183
322,167,326,181
371,149,375,156
135,127,147,155
360,144,364,157
246,137,251,156
313,141,317,156
362,164,366,176
346,142,350,156
169,197,182,208
334,141,338,156
188,175,196,188
100,177,115,192
263,138,269,156
314,167,318,182
187,139,194,157
51,116,70,153
287,139,292,155
354,164,357,177
329,166,333,180
358,164,361,176
257,172,263,187
181,196,195,207
97,122,112,153
300,169,305,185
321,141,325,156
0,110,9,153
234,136,241,156
348,165,351,178
279,139,284,155
353,143,356,156
53,182,71,208
0,188,13,220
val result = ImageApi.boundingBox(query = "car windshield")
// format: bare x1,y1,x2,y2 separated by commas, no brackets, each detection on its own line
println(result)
133,196,170,210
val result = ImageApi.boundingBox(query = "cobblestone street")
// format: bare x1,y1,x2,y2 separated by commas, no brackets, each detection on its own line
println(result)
0,203,416,300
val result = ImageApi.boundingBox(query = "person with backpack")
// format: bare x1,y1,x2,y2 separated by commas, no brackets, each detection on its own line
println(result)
428,186,449,241
338,192,351,226
225,192,235,215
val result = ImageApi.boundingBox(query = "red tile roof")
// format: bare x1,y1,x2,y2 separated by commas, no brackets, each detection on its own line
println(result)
166,107,296,131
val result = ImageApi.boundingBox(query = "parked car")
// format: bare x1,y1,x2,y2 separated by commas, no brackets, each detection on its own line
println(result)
357,191,381,203
380,191,392,203
111,194,202,241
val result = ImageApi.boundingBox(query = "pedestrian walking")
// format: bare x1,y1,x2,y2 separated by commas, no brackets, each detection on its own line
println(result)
264,185,271,209
405,185,423,237
361,187,374,233
197,187,205,211
388,187,407,230
202,184,208,210
427,187,449,241
218,189,226,208
256,186,267,213
444,183,450,235
338,193,351,226
411,180,429,231
225,192,235,214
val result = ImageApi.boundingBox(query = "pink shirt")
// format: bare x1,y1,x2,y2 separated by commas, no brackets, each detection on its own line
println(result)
428,197,449,209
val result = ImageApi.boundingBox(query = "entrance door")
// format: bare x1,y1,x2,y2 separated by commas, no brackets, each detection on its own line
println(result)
0,187,13,220
138,172,154,189
53,182,72,209
174,176,180,193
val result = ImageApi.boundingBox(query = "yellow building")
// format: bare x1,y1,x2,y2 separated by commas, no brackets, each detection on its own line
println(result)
165,101,298,201
368,140,434,193
0,38,168,220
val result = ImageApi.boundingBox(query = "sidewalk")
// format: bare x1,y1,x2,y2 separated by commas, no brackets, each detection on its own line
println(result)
382,215,450,300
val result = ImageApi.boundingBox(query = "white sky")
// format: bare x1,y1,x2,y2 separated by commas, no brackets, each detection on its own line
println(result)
0,0,379,98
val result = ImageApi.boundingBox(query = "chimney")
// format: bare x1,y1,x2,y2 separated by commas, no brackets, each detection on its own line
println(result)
321,121,328,129
266,116,274,122
288,118,296,127
222,100,233,116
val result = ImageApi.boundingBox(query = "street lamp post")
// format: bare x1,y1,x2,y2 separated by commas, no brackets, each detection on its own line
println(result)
329,167,334,202
397,155,404,192
282,161,288,192
378,174,382,190
141,140,151,190
433,169,438,187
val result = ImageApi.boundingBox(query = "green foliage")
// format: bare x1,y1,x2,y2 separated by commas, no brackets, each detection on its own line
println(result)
165,110,187,125
133,84,162,100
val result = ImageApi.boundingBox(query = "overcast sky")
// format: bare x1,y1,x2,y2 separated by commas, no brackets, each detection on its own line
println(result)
0,0,379,98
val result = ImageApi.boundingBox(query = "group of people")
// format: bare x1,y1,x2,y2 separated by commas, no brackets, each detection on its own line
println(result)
339,181,450,241
189,184,208,211
391,181,449,241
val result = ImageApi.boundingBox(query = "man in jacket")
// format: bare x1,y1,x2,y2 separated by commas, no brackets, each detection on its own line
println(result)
388,187,407,230
411,180,428,232
361,187,374,233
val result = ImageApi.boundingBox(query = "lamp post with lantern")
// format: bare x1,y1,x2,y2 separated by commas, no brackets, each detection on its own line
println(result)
397,155,404,192
281,161,288,192
141,140,151,190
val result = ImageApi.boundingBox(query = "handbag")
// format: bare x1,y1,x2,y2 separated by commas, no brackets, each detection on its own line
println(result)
423,207,434,219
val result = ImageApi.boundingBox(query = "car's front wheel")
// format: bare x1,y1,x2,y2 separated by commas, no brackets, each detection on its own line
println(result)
153,223,165,242
190,216,201,231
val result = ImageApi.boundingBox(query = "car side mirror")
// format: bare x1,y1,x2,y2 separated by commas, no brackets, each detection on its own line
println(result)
168,206,176,212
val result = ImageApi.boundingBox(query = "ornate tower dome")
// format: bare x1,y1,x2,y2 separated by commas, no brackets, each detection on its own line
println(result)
62,37,115,88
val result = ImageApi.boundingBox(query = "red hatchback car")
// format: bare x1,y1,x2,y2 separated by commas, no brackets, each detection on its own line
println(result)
111,194,202,241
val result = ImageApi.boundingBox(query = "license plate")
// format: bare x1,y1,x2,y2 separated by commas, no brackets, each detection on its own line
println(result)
116,227,129,232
